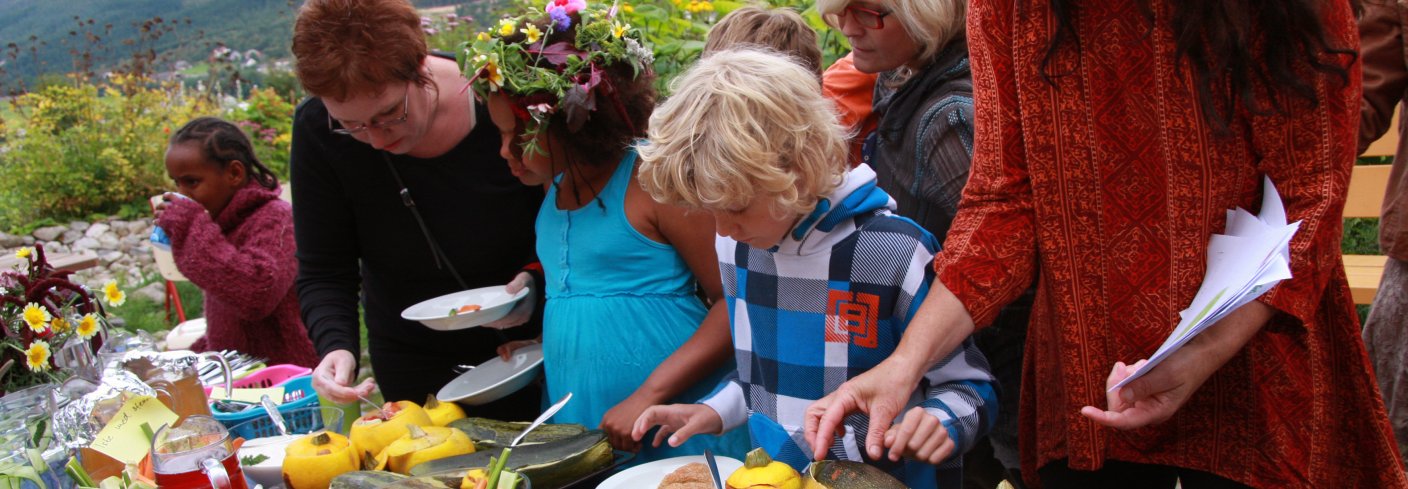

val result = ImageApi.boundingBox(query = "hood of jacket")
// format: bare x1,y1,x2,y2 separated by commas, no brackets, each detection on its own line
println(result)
774,164,894,256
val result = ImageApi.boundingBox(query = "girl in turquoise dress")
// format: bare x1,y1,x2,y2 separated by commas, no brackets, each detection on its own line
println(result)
464,0,750,464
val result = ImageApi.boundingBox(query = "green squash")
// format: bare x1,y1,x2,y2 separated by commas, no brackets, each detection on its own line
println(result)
407,430,612,489
801,460,908,489
329,470,410,489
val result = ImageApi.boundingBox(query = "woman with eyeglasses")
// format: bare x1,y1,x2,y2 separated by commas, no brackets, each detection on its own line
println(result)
288,0,545,414
816,1,1034,486
807,0,1408,487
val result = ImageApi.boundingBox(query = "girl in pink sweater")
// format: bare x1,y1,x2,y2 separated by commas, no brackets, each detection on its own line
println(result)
154,117,318,367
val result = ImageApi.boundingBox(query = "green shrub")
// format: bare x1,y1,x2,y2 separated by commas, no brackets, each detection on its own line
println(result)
228,87,295,181
0,75,212,230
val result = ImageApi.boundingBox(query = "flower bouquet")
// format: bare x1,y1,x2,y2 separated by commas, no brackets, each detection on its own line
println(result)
0,244,120,395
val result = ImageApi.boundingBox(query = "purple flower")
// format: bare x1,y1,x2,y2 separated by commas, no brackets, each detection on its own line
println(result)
549,7,572,30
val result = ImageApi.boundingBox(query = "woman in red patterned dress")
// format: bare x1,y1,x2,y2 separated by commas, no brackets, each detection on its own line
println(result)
804,0,1408,487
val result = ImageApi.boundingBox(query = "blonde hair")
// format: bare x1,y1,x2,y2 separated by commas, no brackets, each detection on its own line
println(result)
637,48,847,217
815,0,965,63
704,6,823,77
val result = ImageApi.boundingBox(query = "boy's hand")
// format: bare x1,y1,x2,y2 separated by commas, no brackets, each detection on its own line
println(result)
631,404,723,448
882,406,954,464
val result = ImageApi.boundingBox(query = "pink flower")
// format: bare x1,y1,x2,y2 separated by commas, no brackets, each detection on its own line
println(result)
545,0,588,16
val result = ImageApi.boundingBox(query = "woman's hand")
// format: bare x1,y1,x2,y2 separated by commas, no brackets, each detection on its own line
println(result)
483,272,537,329
1080,301,1275,430
496,338,541,360
631,404,724,449
312,349,376,404
883,406,955,464
601,392,660,452
804,362,915,461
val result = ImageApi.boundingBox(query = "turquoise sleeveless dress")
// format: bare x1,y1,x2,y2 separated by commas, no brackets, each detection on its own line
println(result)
536,149,750,465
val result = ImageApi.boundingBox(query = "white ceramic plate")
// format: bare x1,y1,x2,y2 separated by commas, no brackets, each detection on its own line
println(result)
596,455,744,489
401,285,530,331
437,343,544,405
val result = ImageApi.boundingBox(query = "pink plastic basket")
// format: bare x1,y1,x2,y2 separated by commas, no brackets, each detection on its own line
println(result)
202,364,312,395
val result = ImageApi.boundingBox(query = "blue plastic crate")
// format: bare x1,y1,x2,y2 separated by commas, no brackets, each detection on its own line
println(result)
211,375,320,432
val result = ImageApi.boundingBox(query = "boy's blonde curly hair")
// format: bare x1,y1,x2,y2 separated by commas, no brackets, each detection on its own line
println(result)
637,48,848,218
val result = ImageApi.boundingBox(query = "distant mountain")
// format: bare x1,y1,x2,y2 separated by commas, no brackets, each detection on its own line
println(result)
0,0,479,91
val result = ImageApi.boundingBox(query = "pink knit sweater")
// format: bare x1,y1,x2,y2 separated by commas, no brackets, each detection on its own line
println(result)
157,183,319,367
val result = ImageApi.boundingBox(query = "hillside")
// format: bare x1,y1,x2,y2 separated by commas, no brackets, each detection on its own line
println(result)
0,0,478,91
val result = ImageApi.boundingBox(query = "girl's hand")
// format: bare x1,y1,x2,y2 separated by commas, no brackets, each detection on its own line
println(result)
882,406,955,464
484,272,537,329
496,338,541,360
631,403,723,448
600,392,656,452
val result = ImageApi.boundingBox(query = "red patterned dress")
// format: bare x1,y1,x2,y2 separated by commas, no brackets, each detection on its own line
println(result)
935,0,1408,486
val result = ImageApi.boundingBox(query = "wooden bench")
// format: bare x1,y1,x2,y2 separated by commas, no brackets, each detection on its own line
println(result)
1350,109,1397,304
0,250,100,273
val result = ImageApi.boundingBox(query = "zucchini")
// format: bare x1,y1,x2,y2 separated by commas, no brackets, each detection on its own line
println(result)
449,418,587,447
329,470,411,488
802,460,908,489
408,430,613,489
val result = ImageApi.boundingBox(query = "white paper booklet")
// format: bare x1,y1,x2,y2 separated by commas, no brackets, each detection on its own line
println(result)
1110,175,1299,391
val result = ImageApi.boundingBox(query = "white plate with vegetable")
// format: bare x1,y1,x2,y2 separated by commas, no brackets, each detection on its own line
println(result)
401,285,530,331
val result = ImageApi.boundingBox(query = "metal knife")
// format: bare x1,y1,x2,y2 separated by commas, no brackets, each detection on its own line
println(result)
704,448,724,489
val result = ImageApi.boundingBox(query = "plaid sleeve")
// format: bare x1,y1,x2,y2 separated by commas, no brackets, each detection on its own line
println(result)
919,338,997,460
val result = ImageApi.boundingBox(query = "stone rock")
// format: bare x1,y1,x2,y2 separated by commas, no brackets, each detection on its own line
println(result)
99,251,123,264
84,223,110,239
61,230,82,244
0,232,21,248
32,226,65,242
110,220,131,237
45,243,70,254
21,236,33,246
128,221,151,236
69,221,90,232
98,235,120,250
136,282,165,304
73,237,100,251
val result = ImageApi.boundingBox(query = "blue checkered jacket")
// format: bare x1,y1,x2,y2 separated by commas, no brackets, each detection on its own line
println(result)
700,165,997,489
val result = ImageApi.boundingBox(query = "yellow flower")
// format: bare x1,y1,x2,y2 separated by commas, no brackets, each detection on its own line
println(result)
14,247,33,260
24,340,50,372
477,32,492,42
483,58,505,92
103,280,126,307
521,24,542,44
498,19,517,37
700,1,713,11
76,313,99,340
622,3,634,13
21,303,49,333
612,22,629,39
50,316,70,334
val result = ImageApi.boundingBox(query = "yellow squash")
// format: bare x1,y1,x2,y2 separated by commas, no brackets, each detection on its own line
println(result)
349,400,434,458
726,448,801,489
282,431,361,489
383,424,477,474
425,394,467,427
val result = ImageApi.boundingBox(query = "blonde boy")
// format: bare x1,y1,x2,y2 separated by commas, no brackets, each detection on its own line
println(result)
631,48,995,488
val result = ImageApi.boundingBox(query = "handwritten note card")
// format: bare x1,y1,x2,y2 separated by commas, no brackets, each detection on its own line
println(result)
211,386,286,405
89,395,179,464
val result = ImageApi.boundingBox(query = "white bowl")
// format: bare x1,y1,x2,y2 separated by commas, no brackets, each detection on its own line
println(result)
401,286,530,331
237,433,301,488
164,317,206,351
437,343,543,405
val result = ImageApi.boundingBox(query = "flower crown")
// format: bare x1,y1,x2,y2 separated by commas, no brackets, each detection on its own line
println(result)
462,0,653,154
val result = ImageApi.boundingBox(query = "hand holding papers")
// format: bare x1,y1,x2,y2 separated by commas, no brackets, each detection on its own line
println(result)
1110,175,1300,391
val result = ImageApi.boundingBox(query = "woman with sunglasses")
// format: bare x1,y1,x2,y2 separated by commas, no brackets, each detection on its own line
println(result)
288,0,544,415
816,1,1034,486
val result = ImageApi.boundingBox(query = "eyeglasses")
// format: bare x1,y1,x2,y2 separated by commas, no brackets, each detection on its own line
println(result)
823,4,893,30
328,84,410,135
